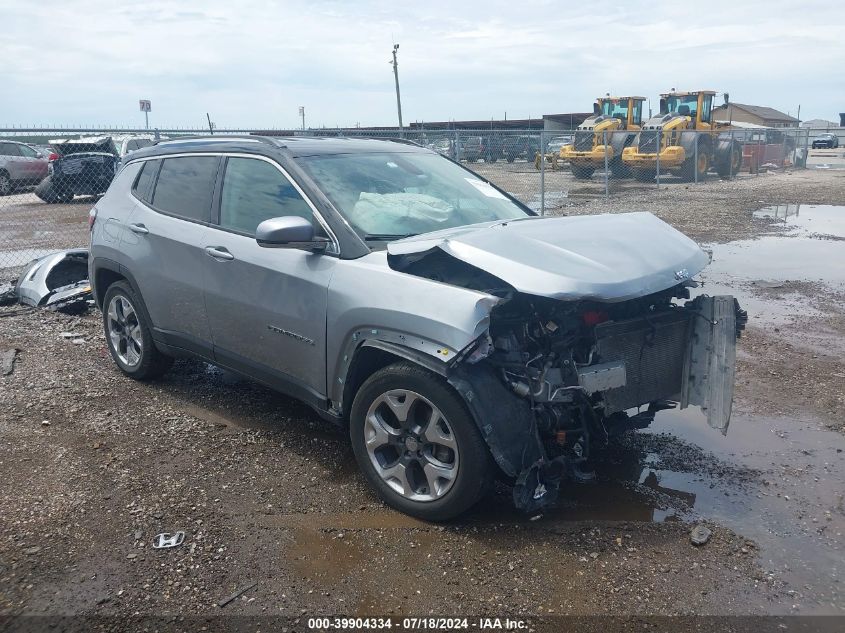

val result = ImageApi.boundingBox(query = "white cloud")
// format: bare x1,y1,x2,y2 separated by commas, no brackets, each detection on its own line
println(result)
0,0,841,127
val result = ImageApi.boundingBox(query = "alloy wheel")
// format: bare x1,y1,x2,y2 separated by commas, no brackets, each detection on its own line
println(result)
107,295,143,367
364,389,459,502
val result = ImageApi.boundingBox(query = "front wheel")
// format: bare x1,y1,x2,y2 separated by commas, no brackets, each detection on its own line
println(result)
632,168,656,182
350,362,494,521
570,165,595,179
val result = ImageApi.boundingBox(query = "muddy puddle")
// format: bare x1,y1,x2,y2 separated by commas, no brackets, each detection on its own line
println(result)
700,204,845,328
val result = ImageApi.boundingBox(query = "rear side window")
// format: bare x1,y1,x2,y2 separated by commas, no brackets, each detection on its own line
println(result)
218,157,312,235
132,160,159,204
151,156,219,222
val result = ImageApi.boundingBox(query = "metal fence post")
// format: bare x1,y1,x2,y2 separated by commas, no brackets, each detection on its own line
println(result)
694,131,699,184
540,131,546,216
603,130,609,198
756,134,762,176
655,130,661,188
454,130,460,162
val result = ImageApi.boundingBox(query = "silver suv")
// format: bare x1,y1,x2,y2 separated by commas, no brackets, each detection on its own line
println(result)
89,136,744,520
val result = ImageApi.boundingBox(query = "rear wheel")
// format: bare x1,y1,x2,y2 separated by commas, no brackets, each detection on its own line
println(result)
570,165,595,179
102,281,173,380
0,171,11,196
715,140,742,178
350,362,494,521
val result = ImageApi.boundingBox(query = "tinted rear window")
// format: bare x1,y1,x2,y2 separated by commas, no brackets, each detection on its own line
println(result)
151,156,219,222
132,160,159,204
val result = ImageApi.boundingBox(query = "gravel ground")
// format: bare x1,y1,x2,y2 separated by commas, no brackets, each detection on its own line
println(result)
1,169,844,622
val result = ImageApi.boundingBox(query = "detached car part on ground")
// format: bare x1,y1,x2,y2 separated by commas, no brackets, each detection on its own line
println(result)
89,136,745,521
12,249,93,312
34,137,119,203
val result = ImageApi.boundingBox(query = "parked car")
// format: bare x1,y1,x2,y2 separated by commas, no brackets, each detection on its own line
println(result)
112,135,156,157
501,135,536,162
0,140,50,195
811,133,840,149
458,135,485,162
34,136,119,203
545,135,574,155
89,136,744,520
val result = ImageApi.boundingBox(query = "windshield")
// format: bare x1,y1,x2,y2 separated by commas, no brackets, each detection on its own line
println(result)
664,94,698,118
601,99,629,119
297,152,530,240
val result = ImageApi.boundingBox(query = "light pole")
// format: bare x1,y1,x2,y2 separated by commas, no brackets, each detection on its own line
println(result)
391,44,404,137
299,106,305,132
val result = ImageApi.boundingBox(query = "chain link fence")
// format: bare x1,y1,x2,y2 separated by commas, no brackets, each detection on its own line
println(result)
0,125,838,277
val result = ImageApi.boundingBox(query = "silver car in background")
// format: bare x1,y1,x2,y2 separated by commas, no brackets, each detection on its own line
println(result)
88,136,744,520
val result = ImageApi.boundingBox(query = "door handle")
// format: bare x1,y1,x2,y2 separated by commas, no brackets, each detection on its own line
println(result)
128,223,149,235
205,246,234,261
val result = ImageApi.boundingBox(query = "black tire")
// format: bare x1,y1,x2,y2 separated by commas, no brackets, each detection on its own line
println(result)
570,165,595,179
680,138,710,181
102,281,173,380
0,171,11,196
632,169,656,182
506,155,515,163
609,157,631,179
349,362,494,521
715,139,742,178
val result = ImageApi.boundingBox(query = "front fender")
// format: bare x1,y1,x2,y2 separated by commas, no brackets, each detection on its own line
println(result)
326,251,501,409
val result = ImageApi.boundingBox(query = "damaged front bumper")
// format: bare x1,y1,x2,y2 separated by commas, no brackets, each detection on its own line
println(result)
448,295,746,514
14,249,93,312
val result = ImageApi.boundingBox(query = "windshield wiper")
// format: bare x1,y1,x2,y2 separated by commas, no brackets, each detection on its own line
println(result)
362,233,418,241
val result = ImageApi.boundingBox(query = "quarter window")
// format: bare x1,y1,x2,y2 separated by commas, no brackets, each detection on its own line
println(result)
132,159,160,204
219,157,312,235
151,156,219,222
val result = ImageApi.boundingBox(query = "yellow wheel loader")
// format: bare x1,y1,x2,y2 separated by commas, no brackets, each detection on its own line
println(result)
621,90,742,182
559,96,646,179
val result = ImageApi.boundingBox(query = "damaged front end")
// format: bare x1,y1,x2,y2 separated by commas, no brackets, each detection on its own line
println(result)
386,213,747,513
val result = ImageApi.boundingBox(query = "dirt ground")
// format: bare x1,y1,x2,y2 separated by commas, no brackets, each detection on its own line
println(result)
1,169,844,624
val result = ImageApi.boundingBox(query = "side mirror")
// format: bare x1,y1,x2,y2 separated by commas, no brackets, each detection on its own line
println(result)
593,102,600,115
35,152,44,159
255,216,329,252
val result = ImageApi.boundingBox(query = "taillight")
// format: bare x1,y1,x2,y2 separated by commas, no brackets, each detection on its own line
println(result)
88,207,97,231
48,152,59,161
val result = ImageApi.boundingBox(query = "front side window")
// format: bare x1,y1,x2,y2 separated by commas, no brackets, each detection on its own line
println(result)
219,157,312,235
151,156,219,222
700,95,713,123
19,145,38,158
297,151,530,240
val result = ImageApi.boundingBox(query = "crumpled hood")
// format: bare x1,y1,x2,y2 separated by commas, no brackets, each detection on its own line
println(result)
387,212,709,302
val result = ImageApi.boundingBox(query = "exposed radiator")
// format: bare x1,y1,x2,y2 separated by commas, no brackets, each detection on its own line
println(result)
593,310,692,413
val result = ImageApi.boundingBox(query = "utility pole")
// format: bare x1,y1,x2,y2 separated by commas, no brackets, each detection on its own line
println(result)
391,44,404,137
299,106,305,131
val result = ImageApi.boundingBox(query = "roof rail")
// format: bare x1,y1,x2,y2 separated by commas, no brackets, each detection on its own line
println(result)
154,134,280,147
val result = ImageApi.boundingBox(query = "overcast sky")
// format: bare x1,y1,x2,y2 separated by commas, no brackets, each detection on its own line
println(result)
2,0,842,129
